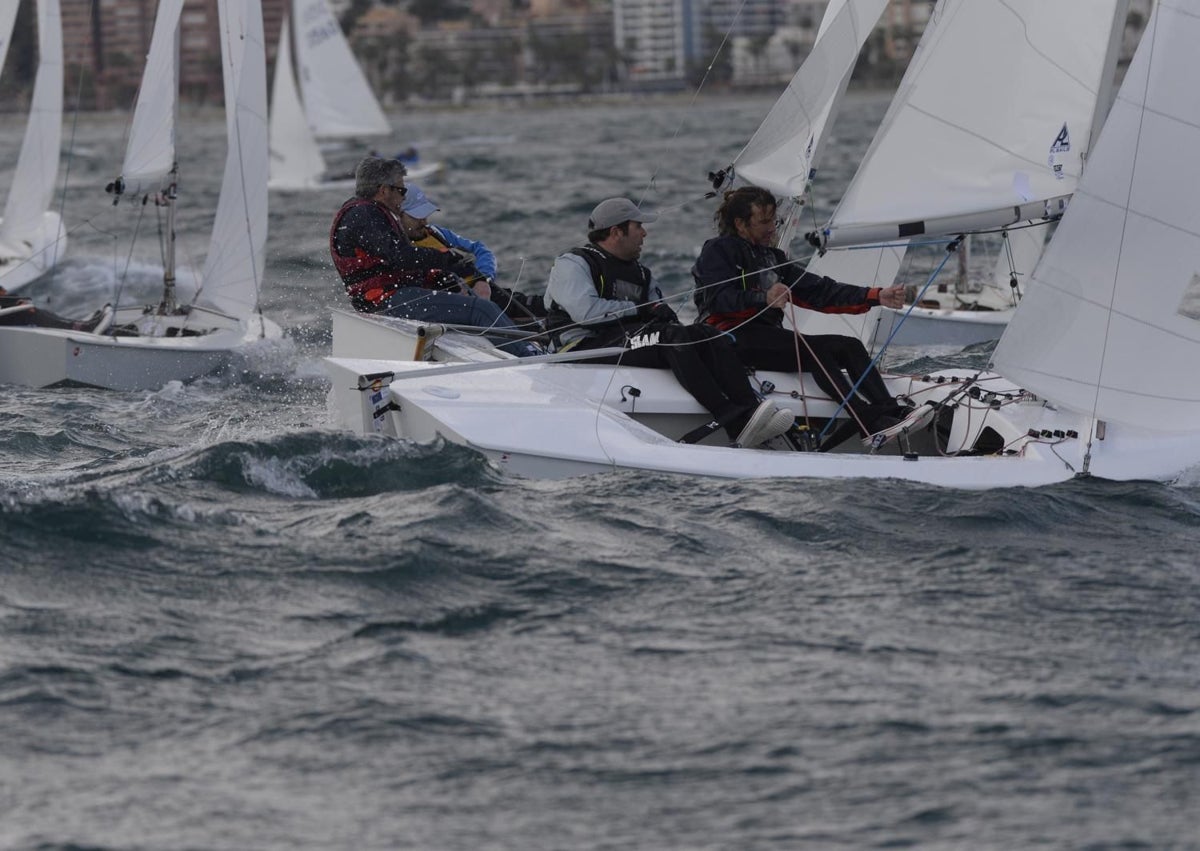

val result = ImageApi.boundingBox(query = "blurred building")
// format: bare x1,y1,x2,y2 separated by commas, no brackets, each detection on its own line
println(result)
6,0,1157,109
58,0,285,110
611,0,695,88
353,2,614,103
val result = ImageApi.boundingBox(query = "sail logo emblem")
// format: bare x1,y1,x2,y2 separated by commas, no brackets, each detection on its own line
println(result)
1050,123,1071,153
1048,123,1071,179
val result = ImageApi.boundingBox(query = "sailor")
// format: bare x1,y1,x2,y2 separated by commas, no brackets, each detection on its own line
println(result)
692,185,909,439
0,287,113,334
542,197,794,448
398,184,545,325
329,157,539,357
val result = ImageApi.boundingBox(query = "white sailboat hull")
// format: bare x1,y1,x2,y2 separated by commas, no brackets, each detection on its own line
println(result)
789,302,1010,349
873,305,1010,347
400,161,443,182
268,174,355,192
0,211,66,290
0,305,282,390
269,160,443,193
327,350,1200,488
323,312,1200,488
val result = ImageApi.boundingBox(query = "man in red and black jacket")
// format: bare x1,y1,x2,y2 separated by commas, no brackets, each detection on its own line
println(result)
692,185,907,437
329,157,538,356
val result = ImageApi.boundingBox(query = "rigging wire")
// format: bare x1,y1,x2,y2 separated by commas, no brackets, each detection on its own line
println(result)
815,237,961,441
635,0,753,208
55,0,94,279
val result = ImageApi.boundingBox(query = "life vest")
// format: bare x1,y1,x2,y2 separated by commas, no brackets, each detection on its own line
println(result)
329,198,411,311
410,228,481,284
545,245,651,347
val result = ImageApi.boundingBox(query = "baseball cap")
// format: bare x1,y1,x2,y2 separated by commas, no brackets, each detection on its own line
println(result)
401,184,439,219
587,197,658,231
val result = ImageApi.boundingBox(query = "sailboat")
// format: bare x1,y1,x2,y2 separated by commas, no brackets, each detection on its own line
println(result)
322,0,1200,487
0,0,66,292
0,0,282,391
268,0,441,191
789,0,1130,349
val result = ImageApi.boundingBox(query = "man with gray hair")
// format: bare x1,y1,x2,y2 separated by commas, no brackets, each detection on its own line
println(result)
329,157,538,356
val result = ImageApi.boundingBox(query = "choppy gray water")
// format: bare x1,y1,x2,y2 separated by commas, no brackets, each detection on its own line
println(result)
2,92,1200,850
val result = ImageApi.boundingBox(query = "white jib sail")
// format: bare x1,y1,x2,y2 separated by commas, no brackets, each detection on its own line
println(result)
819,0,1123,249
0,0,63,249
733,0,889,199
293,0,389,139
748,0,898,345
269,13,328,188
118,0,184,194
200,0,269,319
993,0,1200,432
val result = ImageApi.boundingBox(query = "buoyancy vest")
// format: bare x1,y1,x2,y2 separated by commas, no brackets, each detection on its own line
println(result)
329,198,412,311
545,245,652,346
410,229,482,284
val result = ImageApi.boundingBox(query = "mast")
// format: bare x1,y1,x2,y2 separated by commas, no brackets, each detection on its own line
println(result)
161,167,178,314
1089,0,1132,160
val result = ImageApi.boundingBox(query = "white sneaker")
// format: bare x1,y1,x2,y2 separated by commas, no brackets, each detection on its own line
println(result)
90,304,114,335
735,400,794,448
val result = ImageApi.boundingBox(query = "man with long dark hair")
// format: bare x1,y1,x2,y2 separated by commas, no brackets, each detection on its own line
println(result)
692,186,907,439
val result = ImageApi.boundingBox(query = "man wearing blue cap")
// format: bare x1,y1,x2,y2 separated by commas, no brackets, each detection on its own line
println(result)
400,183,545,326
399,184,496,287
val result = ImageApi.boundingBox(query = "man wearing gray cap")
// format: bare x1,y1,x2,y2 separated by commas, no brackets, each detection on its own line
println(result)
541,197,794,448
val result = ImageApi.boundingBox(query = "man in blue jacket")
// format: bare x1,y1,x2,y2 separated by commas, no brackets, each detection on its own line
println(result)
399,183,544,325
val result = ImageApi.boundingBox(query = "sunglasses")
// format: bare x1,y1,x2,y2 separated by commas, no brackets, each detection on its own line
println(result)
387,184,408,197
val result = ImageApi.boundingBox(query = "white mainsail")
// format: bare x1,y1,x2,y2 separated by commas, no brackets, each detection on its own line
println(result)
730,0,901,324
816,0,1124,250
0,0,63,251
293,0,389,139
200,0,269,319
993,0,1200,432
268,13,329,189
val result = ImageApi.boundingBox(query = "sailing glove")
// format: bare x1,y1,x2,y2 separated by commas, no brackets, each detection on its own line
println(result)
638,302,678,325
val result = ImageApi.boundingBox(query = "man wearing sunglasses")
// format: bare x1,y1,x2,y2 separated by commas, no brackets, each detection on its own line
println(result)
330,157,538,356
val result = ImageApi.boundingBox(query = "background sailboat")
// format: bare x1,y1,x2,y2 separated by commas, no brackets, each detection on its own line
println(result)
269,0,440,191
0,0,282,390
0,0,66,292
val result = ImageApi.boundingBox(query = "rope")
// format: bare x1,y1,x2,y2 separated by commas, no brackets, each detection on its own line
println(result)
815,238,961,440
636,0,752,207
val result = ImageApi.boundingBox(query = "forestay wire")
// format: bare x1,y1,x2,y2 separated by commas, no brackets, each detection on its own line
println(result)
636,0,753,210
